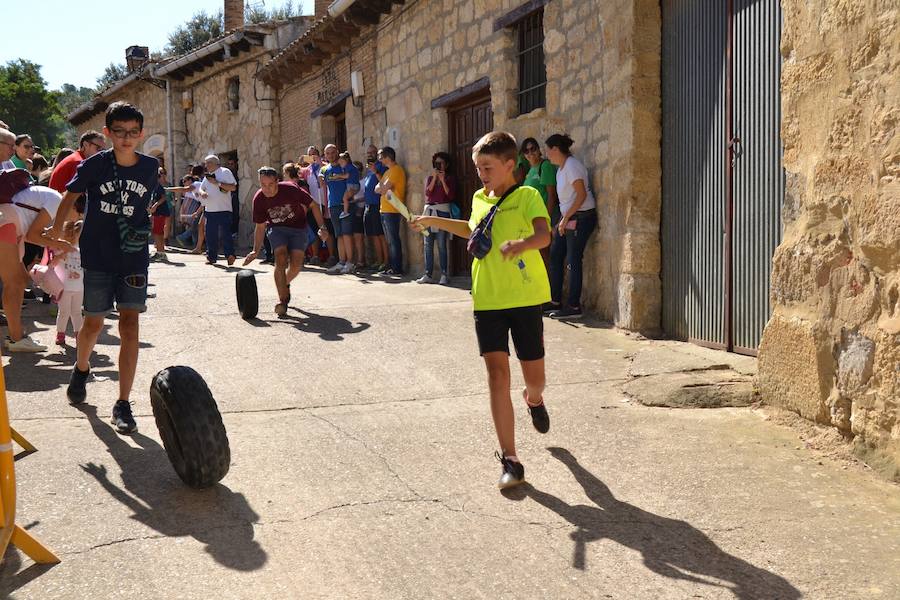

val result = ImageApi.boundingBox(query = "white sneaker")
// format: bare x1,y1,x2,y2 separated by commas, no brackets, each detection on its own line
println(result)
327,261,345,274
6,335,47,353
438,274,450,285
416,274,435,284
340,262,355,274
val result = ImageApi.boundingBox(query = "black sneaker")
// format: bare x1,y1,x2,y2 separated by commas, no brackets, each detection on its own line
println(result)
527,402,550,434
550,306,583,320
542,302,561,315
67,366,91,405
495,451,525,489
111,400,138,434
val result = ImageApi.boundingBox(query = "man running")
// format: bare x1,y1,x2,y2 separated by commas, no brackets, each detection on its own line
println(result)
244,166,326,316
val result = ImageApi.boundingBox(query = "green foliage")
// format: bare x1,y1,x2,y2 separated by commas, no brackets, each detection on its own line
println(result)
96,62,129,91
246,0,302,23
0,59,66,149
57,83,96,114
165,9,225,56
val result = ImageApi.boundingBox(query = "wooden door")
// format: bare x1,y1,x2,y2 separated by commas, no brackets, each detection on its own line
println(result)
448,96,493,275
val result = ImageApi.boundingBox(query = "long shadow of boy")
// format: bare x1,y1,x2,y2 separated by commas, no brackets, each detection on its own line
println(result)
524,447,801,600
77,403,266,571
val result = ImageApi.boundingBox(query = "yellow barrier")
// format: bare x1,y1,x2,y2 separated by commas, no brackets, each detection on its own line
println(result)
0,350,59,564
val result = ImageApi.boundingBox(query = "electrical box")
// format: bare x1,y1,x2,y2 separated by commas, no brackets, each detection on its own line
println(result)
351,71,365,99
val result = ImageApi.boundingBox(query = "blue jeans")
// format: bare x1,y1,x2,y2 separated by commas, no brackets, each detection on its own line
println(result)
381,212,403,273
549,210,597,307
83,269,148,316
423,209,450,276
205,211,235,262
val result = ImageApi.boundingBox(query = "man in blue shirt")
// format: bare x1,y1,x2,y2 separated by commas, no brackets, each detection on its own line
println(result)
363,144,389,270
320,144,356,273
51,102,159,435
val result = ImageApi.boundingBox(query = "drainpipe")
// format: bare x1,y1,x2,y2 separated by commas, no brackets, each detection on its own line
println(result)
165,80,175,185
327,0,356,18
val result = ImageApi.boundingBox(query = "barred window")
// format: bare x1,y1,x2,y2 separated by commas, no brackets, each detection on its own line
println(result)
517,9,547,114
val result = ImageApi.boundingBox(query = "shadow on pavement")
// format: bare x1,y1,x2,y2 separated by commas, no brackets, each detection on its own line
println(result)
280,308,370,340
512,447,801,600
3,349,115,393
0,522,57,595
74,404,266,572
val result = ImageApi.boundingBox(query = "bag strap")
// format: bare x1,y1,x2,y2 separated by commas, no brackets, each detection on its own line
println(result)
494,184,519,210
108,151,126,214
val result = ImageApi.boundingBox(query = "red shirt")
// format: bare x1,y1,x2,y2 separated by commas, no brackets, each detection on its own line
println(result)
252,182,313,229
48,150,85,194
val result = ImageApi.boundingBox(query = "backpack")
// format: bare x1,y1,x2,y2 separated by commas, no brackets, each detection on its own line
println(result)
0,169,31,204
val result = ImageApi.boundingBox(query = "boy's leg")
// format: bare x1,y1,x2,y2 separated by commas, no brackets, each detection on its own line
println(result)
510,305,549,433
483,352,516,458
287,249,305,283
76,315,104,371
273,246,289,302
116,309,140,401
520,358,546,407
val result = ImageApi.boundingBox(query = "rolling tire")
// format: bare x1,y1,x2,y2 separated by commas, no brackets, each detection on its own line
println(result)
236,269,258,320
150,366,231,489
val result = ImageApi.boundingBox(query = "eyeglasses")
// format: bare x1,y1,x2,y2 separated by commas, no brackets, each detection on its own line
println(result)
20,143,34,150
0,140,12,148
109,127,142,139
86,139,106,151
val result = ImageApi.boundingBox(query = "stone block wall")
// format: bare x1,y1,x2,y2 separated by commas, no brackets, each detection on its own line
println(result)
181,50,280,246
373,0,662,331
758,0,900,477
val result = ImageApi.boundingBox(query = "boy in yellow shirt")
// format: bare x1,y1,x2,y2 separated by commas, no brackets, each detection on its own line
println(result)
412,131,551,489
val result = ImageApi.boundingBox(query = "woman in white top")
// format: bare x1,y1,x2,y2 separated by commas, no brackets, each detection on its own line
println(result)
544,134,597,320
0,174,73,351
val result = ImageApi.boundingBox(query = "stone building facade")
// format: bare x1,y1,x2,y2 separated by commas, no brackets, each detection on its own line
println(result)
759,0,899,476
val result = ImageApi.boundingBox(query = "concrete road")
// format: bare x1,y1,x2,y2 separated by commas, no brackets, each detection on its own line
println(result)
2,251,898,599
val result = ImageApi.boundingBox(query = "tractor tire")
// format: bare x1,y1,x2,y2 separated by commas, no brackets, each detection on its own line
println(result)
236,269,258,320
150,366,230,489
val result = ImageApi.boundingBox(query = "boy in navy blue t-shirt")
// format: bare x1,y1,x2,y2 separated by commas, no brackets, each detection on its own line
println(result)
51,102,159,434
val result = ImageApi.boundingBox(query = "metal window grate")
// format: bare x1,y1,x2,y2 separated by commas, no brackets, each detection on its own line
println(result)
517,10,547,115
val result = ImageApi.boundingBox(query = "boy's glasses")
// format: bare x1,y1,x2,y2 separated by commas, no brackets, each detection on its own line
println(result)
109,128,142,139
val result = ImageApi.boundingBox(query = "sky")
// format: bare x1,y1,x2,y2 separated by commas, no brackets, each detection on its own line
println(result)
2,1,314,91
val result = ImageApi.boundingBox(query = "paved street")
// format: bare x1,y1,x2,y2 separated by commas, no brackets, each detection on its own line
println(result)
2,251,899,599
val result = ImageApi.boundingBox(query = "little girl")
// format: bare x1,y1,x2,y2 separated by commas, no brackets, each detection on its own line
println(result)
51,221,84,346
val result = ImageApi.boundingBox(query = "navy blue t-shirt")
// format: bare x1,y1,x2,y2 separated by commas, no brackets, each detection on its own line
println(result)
151,185,172,217
67,150,158,274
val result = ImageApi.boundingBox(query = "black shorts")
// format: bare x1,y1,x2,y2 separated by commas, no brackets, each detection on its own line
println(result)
473,305,544,361
351,205,365,234
364,204,383,236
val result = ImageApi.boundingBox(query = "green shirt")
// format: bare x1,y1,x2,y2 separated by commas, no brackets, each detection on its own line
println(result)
11,155,35,181
468,186,551,311
523,159,557,205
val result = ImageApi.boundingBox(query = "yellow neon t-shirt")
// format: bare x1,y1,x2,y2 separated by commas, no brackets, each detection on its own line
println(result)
467,186,551,311
379,164,407,213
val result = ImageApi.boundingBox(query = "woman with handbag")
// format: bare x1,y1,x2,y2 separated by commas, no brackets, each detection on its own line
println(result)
418,152,457,285
544,134,597,320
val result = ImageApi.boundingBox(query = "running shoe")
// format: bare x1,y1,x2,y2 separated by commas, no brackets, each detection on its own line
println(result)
550,306,583,320
327,262,345,274
524,389,550,434
67,365,91,405
340,262,356,274
5,336,47,353
111,400,137,434
496,452,525,489
542,302,561,315
438,274,450,286
416,274,435,284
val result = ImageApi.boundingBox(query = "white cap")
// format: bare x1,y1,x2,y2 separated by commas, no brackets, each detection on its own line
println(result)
204,154,219,163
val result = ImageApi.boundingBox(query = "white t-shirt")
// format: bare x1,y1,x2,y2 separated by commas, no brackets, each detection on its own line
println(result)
306,163,323,206
1,161,15,170
61,246,84,292
12,185,62,233
556,156,596,215
199,167,236,212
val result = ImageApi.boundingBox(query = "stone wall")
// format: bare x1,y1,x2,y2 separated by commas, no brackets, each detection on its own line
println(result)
181,50,280,246
758,0,900,477
373,0,661,330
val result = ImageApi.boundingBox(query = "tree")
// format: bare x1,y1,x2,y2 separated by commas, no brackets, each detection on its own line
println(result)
165,10,225,56
57,83,96,115
96,62,129,91
0,59,65,149
246,0,302,23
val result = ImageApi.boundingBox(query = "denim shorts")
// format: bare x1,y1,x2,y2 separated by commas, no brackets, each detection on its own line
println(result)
83,269,148,316
364,204,383,236
330,208,353,237
266,225,308,252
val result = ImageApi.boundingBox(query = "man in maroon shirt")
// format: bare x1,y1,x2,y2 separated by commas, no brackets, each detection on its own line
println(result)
244,166,327,317
48,130,106,193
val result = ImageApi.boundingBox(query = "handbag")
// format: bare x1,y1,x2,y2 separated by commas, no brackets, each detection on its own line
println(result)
467,185,519,260
29,249,64,301
109,153,151,253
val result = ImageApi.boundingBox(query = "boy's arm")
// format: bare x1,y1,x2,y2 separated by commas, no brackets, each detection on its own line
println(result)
500,217,551,259
410,215,471,238
51,190,82,236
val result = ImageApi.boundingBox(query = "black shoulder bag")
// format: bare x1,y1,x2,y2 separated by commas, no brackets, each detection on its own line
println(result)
467,184,519,259
109,153,151,253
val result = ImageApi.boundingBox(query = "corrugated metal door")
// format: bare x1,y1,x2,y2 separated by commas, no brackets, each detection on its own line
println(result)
732,0,784,354
661,0,729,349
661,0,783,353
